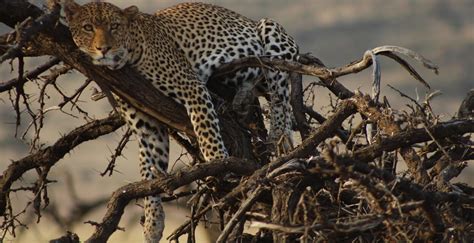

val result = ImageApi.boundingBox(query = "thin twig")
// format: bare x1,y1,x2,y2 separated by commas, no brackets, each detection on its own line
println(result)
101,128,132,177
0,57,60,93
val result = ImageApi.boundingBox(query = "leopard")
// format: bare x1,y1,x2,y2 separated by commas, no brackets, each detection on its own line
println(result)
63,0,299,241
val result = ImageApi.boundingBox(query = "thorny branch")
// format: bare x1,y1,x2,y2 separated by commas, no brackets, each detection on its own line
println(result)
0,57,60,92
0,0,60,63
100,128,132,177
86,157,259,243
0,114,124,216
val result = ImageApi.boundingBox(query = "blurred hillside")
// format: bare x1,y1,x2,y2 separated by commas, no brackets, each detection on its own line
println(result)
0,1,472,242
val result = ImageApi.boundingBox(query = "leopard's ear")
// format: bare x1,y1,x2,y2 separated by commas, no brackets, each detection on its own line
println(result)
123,5,139,20
63,0,81,22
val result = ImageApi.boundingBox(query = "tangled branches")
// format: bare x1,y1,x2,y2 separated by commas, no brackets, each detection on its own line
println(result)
0,0,473,242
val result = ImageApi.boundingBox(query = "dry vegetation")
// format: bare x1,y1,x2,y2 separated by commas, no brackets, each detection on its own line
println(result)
0,1,473,242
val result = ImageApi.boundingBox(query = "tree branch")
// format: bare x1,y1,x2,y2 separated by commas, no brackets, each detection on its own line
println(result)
0,57,60,93
353,119,474,163
0,114,124,215
86,157,258,243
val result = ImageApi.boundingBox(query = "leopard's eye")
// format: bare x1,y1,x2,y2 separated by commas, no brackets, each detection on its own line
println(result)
110,23,120,30
83,24,93,32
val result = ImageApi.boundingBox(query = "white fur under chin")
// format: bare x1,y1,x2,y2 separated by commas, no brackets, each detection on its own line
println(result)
92,58,127,70
88,49,128,70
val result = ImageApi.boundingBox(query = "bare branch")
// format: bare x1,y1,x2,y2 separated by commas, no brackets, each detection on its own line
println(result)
86,157,258,243
0,1,60,63
353,119,474,163
100,128,132,177
250,215,384,234
0,114,124,215
0,57,60,93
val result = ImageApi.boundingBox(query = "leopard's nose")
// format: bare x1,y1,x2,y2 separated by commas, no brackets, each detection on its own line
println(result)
96,45,111,54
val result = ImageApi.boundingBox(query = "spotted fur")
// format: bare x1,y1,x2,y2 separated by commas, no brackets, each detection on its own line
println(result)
64,1,298,241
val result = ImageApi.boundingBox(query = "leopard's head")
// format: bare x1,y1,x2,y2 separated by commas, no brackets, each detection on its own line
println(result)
63,0,139,69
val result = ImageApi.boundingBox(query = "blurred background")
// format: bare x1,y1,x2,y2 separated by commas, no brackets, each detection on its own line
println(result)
0,0,472,242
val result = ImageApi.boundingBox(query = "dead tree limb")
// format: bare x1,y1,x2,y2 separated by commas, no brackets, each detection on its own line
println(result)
0,114,124,215
0,57,60,92
352,119,474,162
0,0,60,63
290,72,311,139
86,157,258,243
